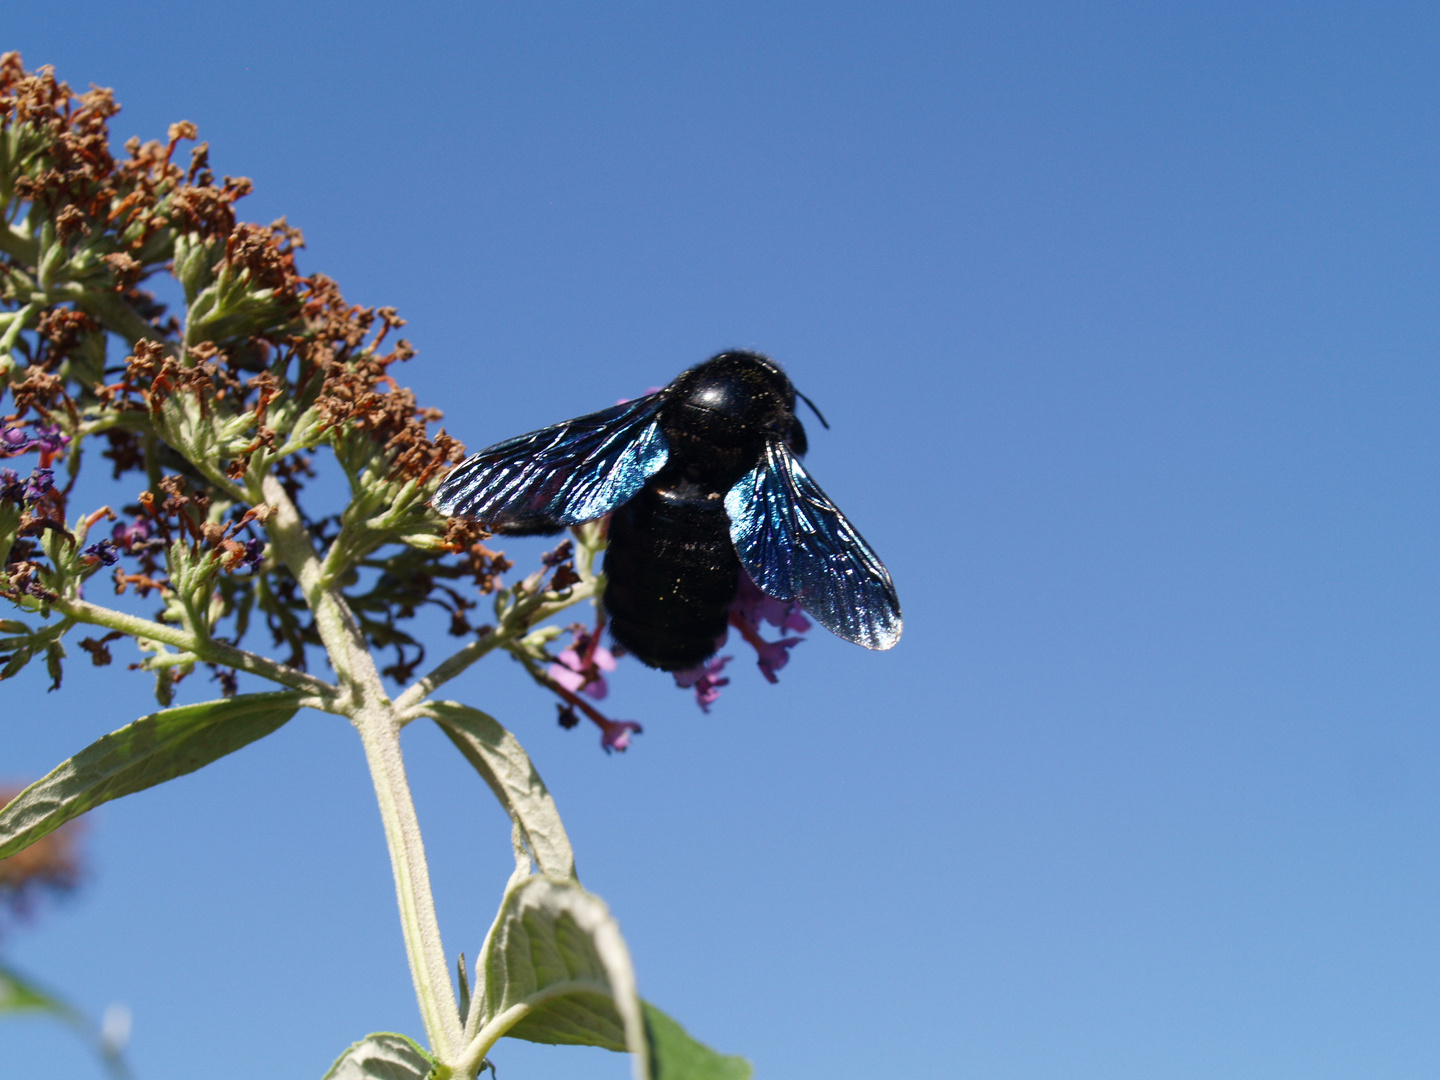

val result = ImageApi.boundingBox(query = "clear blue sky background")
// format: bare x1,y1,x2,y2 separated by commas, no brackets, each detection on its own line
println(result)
6,3,1440,1078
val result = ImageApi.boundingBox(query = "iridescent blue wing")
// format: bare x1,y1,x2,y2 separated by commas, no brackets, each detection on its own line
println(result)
434,394,669,529
725,439,901,650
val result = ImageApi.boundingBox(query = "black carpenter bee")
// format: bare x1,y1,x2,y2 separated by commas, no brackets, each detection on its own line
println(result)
434,350,901,671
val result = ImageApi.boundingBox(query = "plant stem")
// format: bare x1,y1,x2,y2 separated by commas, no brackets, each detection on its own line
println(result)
393,630,501,715
0,223,38,264
51,595,333,698
457,981,611,1076
352,705,464,1061
260,475,463,1062
393,579,597,718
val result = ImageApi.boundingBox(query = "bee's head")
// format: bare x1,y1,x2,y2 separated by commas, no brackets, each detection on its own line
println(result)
667,350,798,450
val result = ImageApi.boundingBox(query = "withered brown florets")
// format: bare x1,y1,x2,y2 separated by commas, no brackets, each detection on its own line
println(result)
166,174,253,239
36,306,96,352
292,282,462,481
1,53,519,691
3,60,120,221
78,630,122,666
225,220,301,296
5,367,66,420
463,543,514,595
103,339,247,422
441,518,512,595
150,474,211,539
55,203,88,243
101,250,142,290
442,516,491,550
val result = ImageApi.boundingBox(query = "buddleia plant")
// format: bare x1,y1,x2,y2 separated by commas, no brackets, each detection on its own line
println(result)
0,54,753,1080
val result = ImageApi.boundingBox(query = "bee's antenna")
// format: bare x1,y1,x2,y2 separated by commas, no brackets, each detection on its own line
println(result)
797,390,830,429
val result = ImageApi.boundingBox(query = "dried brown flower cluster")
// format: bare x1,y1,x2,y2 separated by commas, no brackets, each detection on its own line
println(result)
0,53,504,690
1,53,462,479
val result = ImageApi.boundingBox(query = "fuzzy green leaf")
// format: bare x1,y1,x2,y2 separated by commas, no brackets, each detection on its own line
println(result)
427,702,575,880
321,1032,436,1080
480,875,642,1056
475,876,750,1079
0,691,305,859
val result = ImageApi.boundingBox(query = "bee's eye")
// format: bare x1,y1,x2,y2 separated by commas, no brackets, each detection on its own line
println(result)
788,417,809,457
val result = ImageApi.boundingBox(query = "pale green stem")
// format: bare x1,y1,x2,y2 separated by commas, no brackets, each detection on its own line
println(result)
392,631,502,717
192,460,249,505
51,595,334,699
0,222,38,264
456,980,614,1077
143,651,199,669
392,578,597,719
260,475,464,1062
0,301,36,354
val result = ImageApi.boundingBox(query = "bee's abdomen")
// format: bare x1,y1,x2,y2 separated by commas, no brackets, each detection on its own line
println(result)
603,481,738,671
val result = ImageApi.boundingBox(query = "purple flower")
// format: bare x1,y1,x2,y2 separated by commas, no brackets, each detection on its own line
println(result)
599,718,643,753
0,424,69,460
0,465,58,508
727,571,809,683
112,518,152,552
240,538,265,571
31,425,69,457
752,635,803,683
548,643,617,699
548,660,585,695
22,469,53,503
0,427,29,454
83,540,119,566
673,655,732,712
731,571,810,634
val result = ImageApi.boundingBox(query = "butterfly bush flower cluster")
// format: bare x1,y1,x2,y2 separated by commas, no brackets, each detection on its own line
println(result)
0,421,65,516
728,571,811,681
1,421,68,460
0,466,53,505
0,54,766,1078
548,621,618,699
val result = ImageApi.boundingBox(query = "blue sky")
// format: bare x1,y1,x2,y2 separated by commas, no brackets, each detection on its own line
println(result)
5,3,1440,1077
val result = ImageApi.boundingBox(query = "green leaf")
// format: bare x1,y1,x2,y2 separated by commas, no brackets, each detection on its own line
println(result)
478,875,644,1059
426,701,576,880
321,1032,437,1080
0,648,28,680
0,691,305,860
472,876,751,1079
44,638,65,691
456,953,471,1028
643,1003,752,1080
0,961,79,1021
0,617,74,686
